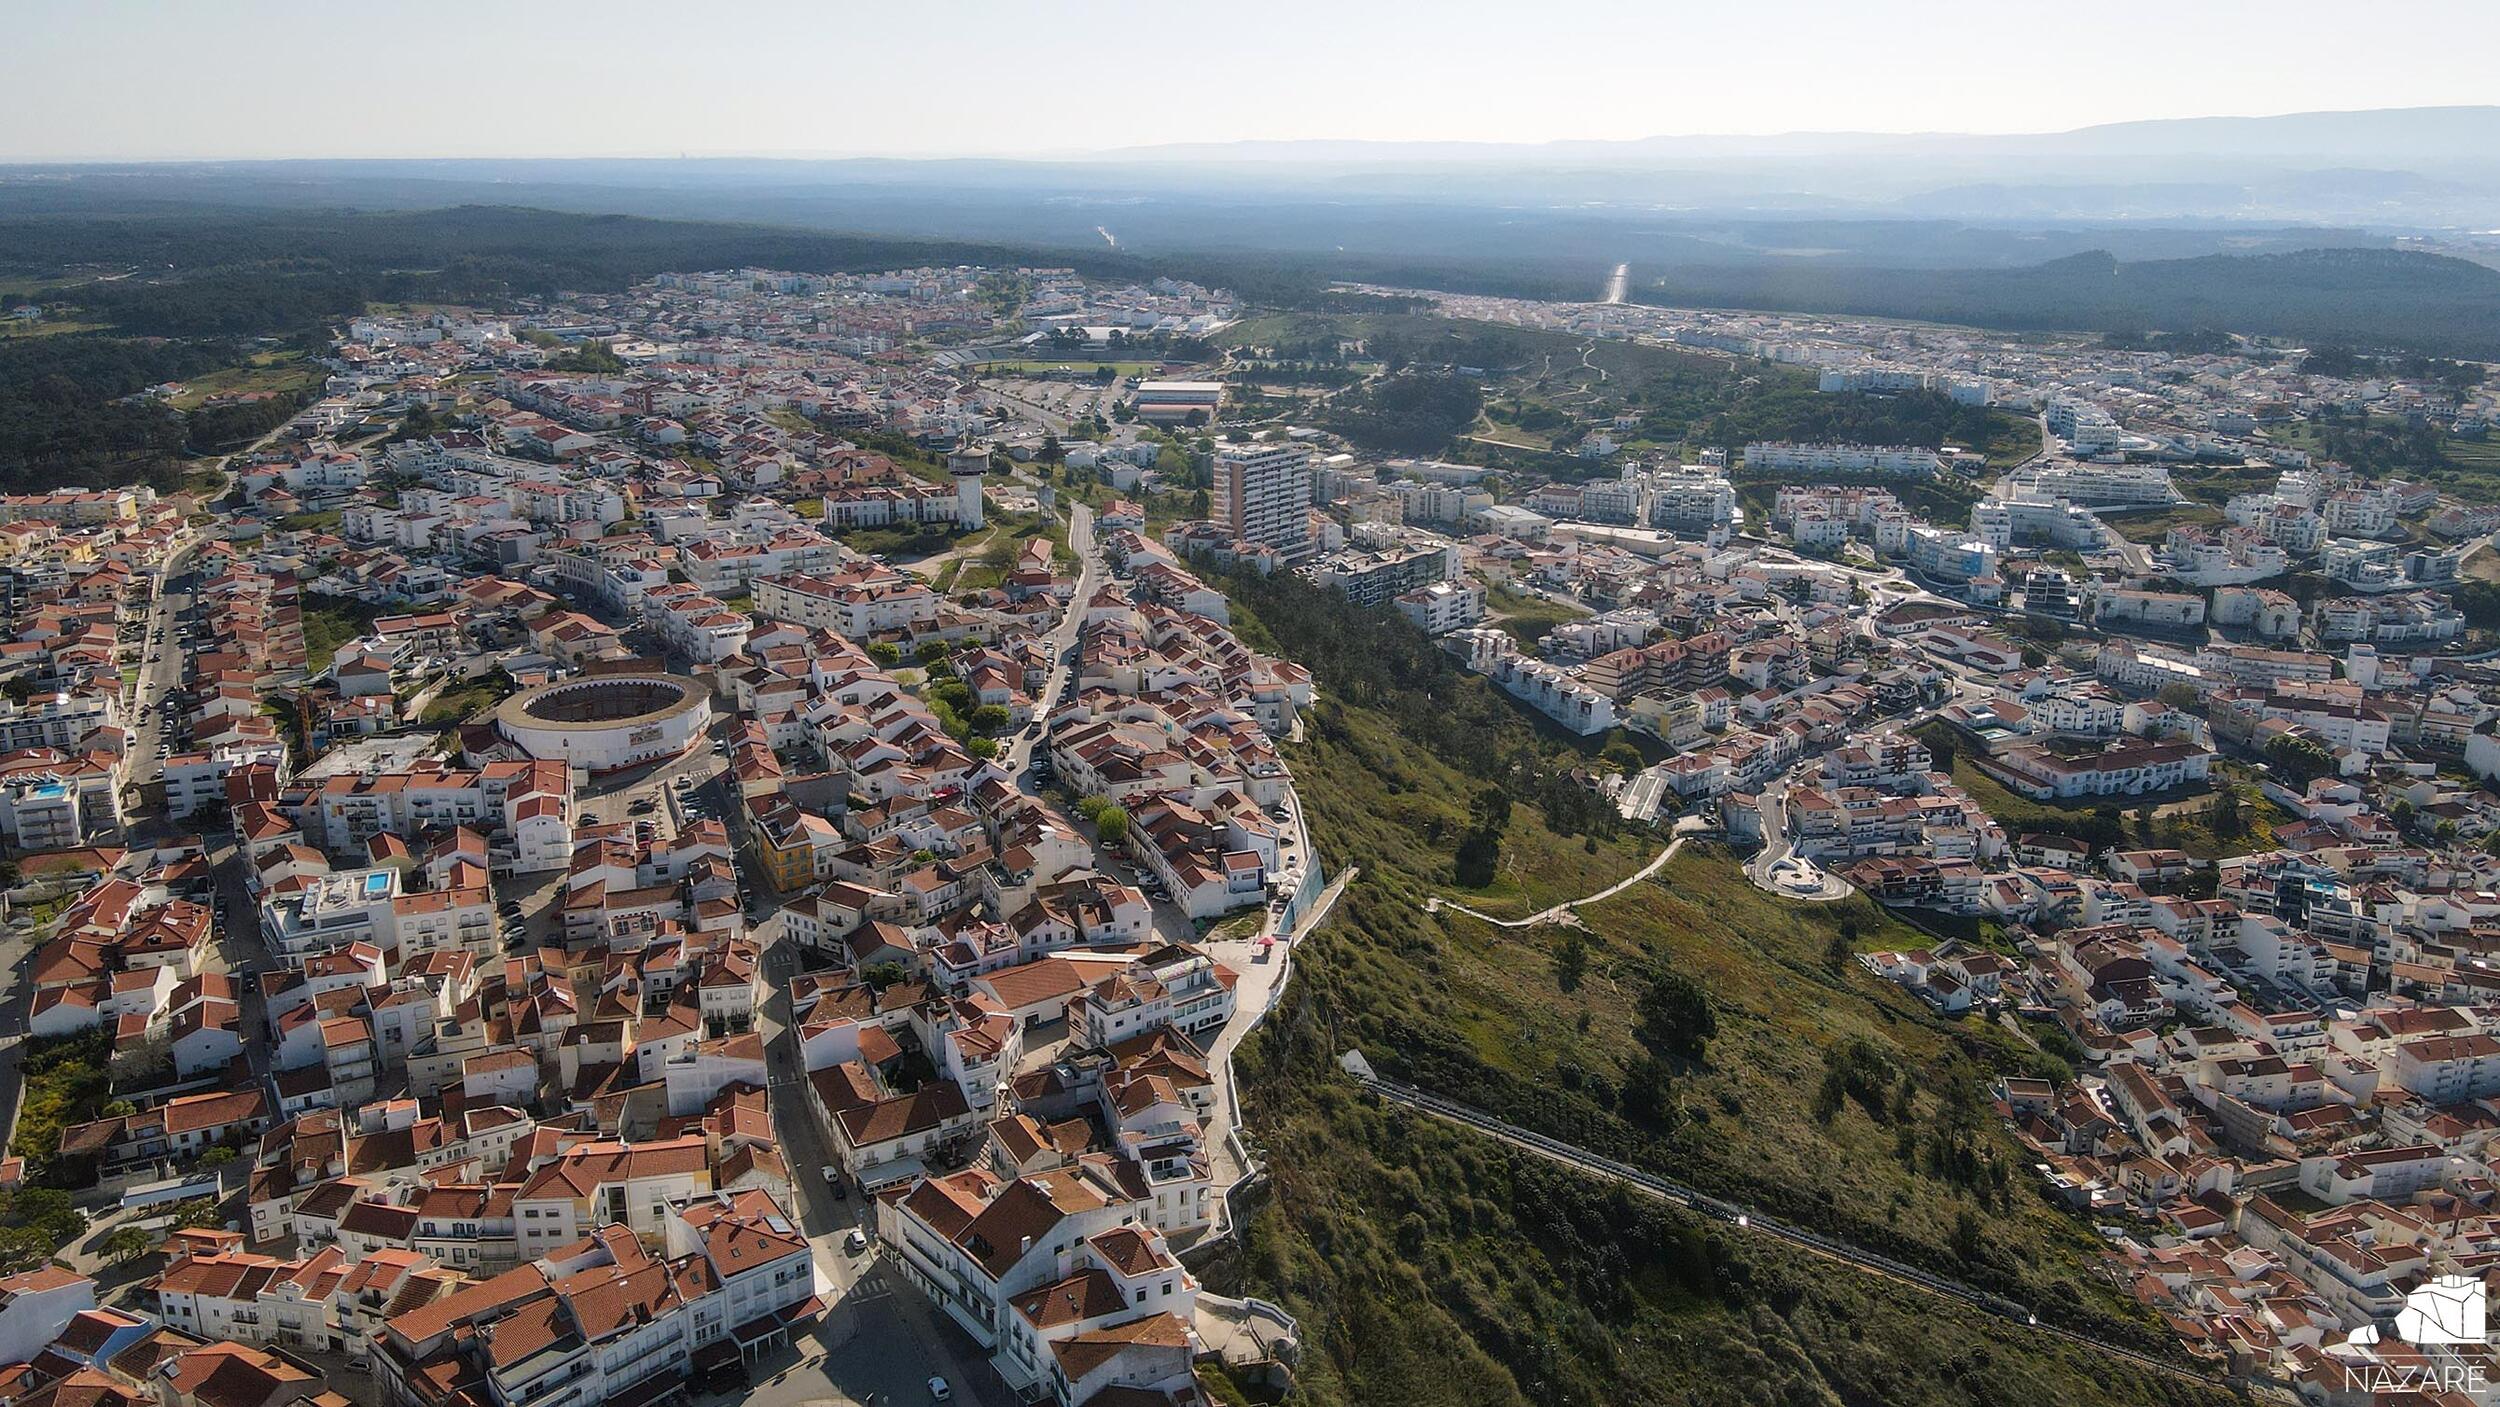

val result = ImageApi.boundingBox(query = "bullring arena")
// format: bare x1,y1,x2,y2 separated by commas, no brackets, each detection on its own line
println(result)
493,672,711,772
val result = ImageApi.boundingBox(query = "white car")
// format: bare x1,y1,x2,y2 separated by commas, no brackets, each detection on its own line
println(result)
843,1228,870,1254
927,1377,953,1402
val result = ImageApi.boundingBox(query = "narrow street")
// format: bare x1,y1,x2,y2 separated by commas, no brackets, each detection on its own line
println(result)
735,498,1099,1407
752,931,1015,1407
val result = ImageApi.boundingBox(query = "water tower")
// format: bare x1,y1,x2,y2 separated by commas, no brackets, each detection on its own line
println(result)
946,442,989,530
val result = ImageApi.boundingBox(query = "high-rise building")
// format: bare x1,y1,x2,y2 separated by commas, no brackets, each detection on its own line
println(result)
1212,440,1312,549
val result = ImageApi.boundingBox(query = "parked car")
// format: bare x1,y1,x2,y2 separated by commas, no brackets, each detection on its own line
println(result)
843,1228,870,1255
927,1377,952,1403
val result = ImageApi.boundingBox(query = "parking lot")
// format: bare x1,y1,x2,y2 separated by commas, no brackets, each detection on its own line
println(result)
977,375,1124,431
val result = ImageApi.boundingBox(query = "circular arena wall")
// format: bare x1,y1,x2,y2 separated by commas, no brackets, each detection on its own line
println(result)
494,673,711,772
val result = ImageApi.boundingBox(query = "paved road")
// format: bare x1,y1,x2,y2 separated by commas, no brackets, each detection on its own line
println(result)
0,888,41,1153
754,932,1013,1407
208,833,280,1086
126,542,205,792
1424,817,1705,929
1001,502,1094,784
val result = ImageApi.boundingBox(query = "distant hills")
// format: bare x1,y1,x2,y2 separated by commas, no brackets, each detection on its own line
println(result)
6,107,2500,360
1630,246,2500,360
1100,105,2500,172
1088,106,2500,228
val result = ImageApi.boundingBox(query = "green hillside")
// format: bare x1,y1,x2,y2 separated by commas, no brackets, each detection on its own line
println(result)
1210,571,2231,1407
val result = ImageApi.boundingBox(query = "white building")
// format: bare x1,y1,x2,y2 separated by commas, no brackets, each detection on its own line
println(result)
1394,581,1484,636
1211,440,1313,551
1743,442,1942,479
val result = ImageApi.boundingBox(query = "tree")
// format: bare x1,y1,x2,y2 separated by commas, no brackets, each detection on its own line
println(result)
1452,828,1500,887
9,1189,82,1245
2263,732,2335,784
862,961,909,991
866,641,901,667
1950,1207,1986,1263
169,1199,222,1231
1825,917,1860,974
1635,970,1716,1062
1618,1054,1672,1126
1552,929,1589,993
914,639,951,666
1598,740,1644,775
969,704,1010,735
2210,788,2244,841
1469,787,1511,834
102,1225,153,1266
1093,805,1130,845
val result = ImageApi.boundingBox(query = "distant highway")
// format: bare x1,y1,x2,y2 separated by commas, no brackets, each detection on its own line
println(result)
1600,263,1629,305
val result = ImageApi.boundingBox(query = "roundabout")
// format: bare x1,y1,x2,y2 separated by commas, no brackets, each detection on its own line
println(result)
1765,854,1852,902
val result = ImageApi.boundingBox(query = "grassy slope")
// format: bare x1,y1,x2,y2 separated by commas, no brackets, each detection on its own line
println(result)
1213,588,2229,1407
2100,503,2226,545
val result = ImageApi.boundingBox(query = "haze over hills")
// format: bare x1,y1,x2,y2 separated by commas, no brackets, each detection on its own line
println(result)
8,105,2500,231
1083,105,2500,227
5,104,2498,358
1096,104,2500,169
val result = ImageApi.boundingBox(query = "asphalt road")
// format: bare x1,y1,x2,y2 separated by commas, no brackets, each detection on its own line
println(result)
126,541,204,793
1001,501,1095,784
753,932,1014,1407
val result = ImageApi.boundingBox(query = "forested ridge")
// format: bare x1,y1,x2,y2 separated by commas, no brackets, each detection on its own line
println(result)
1633,246,2500,360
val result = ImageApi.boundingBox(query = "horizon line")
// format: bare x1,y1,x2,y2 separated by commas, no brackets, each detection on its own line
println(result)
2,102,2492,168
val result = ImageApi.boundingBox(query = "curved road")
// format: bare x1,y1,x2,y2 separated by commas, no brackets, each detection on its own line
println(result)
1424,818,1702,929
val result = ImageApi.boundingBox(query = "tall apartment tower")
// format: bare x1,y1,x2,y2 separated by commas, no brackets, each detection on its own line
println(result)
946,443,989,530
1212,440,1312,549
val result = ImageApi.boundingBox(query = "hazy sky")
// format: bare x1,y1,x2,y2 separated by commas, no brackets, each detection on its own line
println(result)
7,0,2498,161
